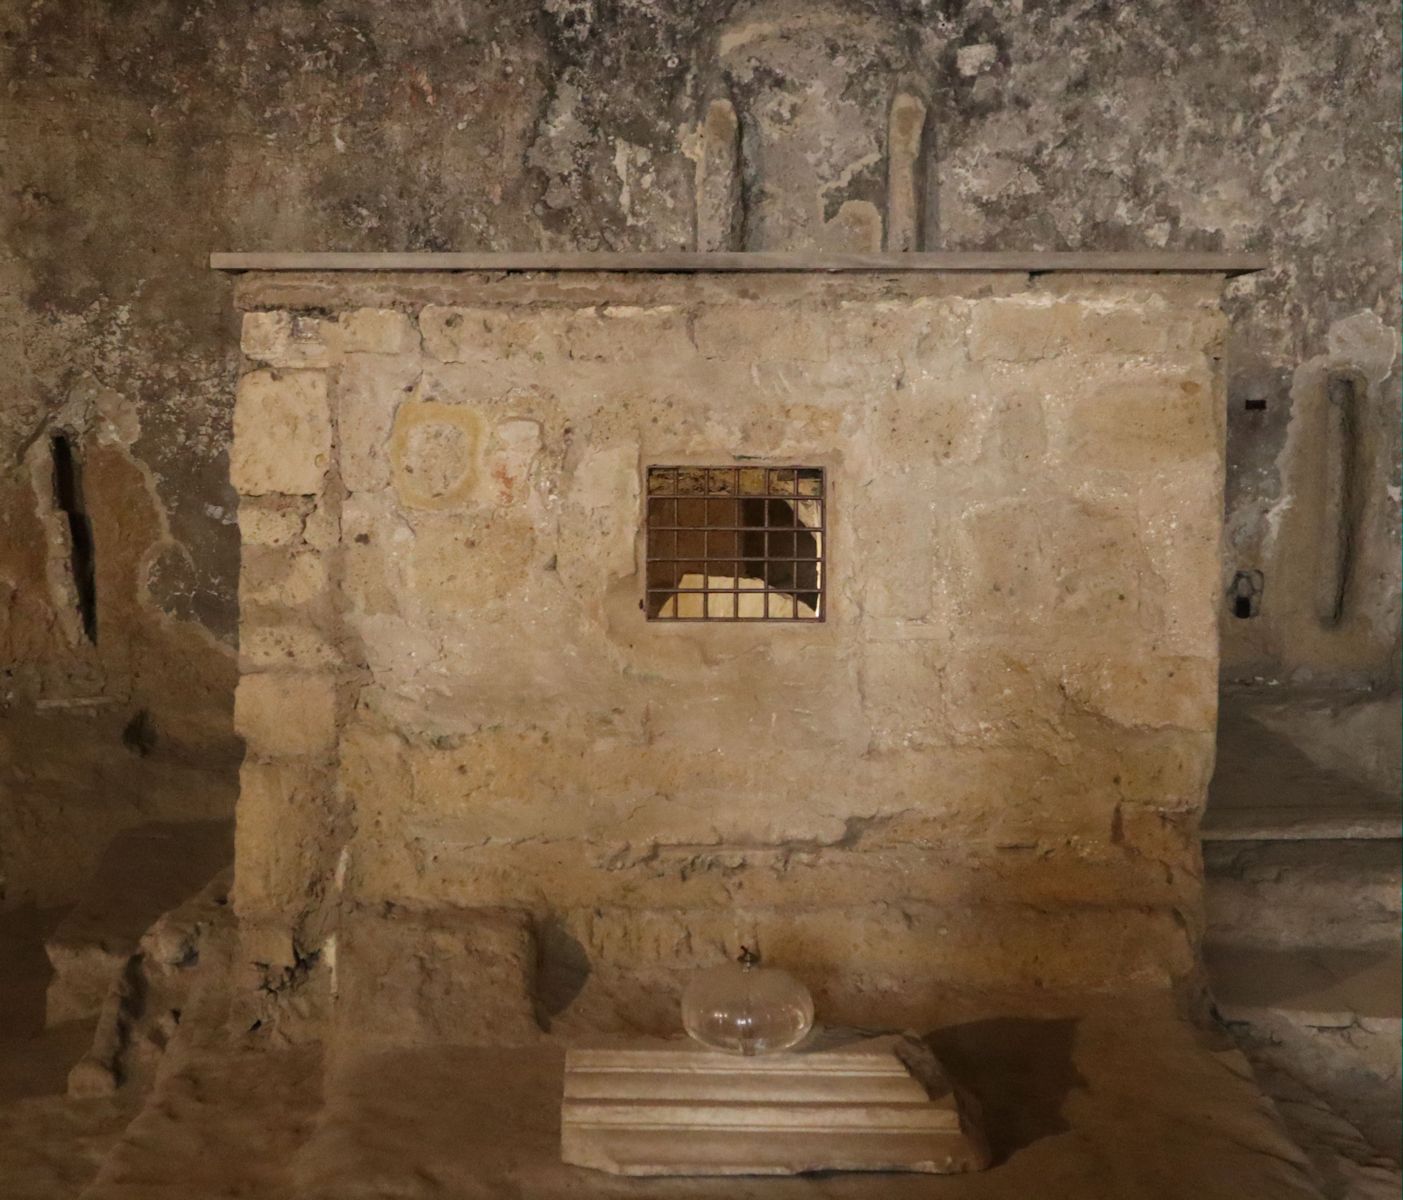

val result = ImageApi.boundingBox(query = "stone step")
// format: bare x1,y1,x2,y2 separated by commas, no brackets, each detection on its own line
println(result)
45,820,233,1026
1206,943,1402,1162
1203,839,1402,950
1202,805,1401,842
1202,697,1400,842
1207,945,1402,1028
560,1035,987,1176
1251,1059,1402,1200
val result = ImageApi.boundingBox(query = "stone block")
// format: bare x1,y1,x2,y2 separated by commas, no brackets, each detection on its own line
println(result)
238,920,299,972
239,618,343,672
968,299,1087,361
1061,656,1217,732
238,496,310,547
1047,368,1219,472
831,299,970,366
241,310,336,368
860,640,945,750
565,444,639,580
1167,303,1229,356
337,355,421,493
969,296,1183,362
234,672,338,759
233,759,338,923
1100,730,1213,808
952,498,1054,628
484,418,543,507
341,491,404,617
850,485,935,619
941,653,1067,747
1043,492,1152,635
406,510,538,612
302,496,339,550
231,369,332,496
334,906,540,1048
560,1034,989,1177
563,305,694,363
1137,470,1222,658
868,369,990,467
692,304,830,364
1078,305,1172,356
340,307,420,355
420,305,570,364
981,389,1048,467
240,545,328,608
389,401,483,510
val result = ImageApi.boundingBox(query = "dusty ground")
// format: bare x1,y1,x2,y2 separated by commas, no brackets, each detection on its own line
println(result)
0,906,1335,1200
0,907,133,1200
0,921,1392,1199
284,1004,1328,1200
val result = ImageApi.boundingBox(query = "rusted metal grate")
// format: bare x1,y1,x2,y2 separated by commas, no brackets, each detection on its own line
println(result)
645,466,825,621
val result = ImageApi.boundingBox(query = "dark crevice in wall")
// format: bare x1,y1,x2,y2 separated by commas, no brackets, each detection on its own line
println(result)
735,92,764,250
122,708,158,757
51,432,98,643
1318,372,1363,629
1230,569,1263,620
919,94,938,249
723,88,747,252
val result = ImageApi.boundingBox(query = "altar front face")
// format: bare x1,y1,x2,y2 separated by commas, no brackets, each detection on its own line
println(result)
227,263,1228,1034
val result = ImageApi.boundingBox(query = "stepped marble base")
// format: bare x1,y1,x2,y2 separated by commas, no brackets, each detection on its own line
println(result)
560,1032,989,1177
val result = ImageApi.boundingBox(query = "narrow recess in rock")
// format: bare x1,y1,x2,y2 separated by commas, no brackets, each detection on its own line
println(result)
51,431,98,644
1318,372,1362,629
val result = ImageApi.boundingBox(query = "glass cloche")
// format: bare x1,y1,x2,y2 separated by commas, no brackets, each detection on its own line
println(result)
681,947,815,1056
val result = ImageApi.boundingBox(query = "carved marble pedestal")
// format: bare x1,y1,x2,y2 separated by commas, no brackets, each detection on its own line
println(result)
560,1032,989,1177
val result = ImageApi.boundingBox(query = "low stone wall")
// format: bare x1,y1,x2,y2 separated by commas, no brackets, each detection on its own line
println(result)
229,269,1227,1033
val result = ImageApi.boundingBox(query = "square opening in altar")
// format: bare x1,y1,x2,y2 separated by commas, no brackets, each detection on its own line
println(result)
645,465,825,621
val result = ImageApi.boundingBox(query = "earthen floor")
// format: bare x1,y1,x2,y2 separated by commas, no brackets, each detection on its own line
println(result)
2,908,1332,1200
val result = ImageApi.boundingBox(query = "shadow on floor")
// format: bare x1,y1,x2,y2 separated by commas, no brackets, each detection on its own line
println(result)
1204,697,1399,839
926,1016,1085,1166
0,905,94,1103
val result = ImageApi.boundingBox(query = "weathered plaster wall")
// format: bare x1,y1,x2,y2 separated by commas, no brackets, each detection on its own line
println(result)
228,270,1228,1031
1,0,1398,905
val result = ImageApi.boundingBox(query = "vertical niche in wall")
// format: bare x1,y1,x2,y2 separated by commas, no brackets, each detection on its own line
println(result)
692,0,932,252
50,431,98,644
1316,371,1366,630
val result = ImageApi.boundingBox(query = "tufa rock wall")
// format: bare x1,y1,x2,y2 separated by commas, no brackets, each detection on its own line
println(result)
1,0,1397,907
228,268,1227,1033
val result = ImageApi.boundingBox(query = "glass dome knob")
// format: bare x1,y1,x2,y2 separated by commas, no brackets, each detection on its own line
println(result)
681,947,815,1056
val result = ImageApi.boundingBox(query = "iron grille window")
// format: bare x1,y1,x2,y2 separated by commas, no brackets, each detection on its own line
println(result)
645,465,825,621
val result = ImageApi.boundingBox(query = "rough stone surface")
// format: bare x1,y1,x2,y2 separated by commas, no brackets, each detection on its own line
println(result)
1,0,1397,913
232,759,339,934
339,308,420,356
230,370,333,497
234,673,338,760
230,269,1227,1029
334,906,541,1049
241,310,338,368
